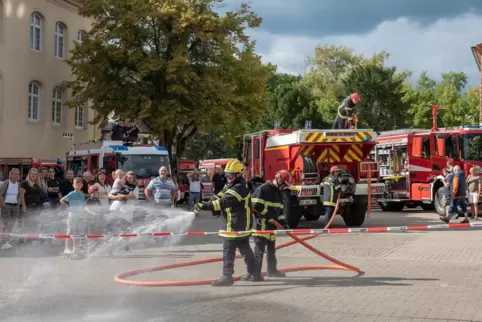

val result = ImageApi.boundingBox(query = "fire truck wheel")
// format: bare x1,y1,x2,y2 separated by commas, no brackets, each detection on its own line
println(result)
341,203,367,227
303,211,321,221
390,202,405,212
434,188,446,216
378,202,393,212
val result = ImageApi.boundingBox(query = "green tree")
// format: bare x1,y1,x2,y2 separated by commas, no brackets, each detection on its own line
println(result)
342,58,411,131
183,128,237,160
462,86,481,124
260,72,326,129
65,0,271,158
403,72,437,128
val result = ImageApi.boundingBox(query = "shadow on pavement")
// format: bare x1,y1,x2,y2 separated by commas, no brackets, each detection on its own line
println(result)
237,274,439,288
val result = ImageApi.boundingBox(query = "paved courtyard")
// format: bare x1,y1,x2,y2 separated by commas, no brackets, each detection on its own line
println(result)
1,208,482,322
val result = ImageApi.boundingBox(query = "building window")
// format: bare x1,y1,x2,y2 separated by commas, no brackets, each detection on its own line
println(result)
51,87,62,125
28,82,41,121
75,105,84,128
77,30,85,44
54,22,66,58
30,12,42,51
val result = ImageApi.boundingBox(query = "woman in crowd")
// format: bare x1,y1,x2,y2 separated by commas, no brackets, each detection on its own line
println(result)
46,167,61,207
94,168,112,206
59,169,75,198
38,167,50,207
105,170,139,254
19,168,43,243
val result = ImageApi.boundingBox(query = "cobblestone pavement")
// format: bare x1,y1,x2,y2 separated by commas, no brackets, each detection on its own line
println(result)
1,207,482,322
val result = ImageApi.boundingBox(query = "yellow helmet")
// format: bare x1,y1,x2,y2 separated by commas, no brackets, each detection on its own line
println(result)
224,158,244,174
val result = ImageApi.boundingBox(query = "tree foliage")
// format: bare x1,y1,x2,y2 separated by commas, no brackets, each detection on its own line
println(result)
65,0,271,157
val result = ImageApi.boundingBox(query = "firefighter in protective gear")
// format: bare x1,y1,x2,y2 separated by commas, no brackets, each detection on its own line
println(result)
332,92,360,130
194,159,259,286
322,166,341,226
251,170,291,279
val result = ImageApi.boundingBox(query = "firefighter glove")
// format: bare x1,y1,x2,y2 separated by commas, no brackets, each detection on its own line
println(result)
279,220,290,230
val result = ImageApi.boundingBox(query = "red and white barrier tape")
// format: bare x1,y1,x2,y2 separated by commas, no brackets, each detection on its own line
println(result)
1,222,482,239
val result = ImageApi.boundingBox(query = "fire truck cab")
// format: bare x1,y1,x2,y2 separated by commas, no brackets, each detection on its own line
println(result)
374,126,482,215
66,140,171,200
241,127,384,228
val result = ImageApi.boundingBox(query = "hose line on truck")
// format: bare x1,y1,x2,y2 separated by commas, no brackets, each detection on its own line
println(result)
114,191,360,287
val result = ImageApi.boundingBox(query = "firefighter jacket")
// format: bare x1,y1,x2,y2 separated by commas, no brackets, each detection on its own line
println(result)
337,95,357,121
322,174,341,207
251,182,288,241
451,171,467,199
201,177,252,238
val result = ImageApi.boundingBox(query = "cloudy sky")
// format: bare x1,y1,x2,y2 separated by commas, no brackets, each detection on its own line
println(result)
225,0,482,87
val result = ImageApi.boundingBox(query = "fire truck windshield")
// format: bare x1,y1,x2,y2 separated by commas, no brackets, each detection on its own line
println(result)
460,134,482,161
117,154,170,178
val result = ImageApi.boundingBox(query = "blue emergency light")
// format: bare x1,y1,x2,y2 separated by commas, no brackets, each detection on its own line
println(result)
155,146,167,151
108,145,129,151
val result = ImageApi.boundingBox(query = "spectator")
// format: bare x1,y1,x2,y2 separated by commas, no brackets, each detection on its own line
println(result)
467,166,481,220
441,165,469,224
60,177,86,255
440,168,453,219
19,168,43,244
94,169,112,206
47,167,61,207
212,166,226,195
59,169,75,198
187,170,202,211
0,168,21,249
82,171,94,195
144,166,177,206
39,167,50,207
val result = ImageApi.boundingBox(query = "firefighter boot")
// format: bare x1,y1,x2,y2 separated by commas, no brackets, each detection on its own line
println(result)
211,275,234,287
267,270,286,278
240,273,264,282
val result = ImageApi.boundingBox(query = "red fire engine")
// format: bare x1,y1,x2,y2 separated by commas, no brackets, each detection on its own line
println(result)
0,158,64,181
374,105,482,215
241,125,384,228
177,160,214,202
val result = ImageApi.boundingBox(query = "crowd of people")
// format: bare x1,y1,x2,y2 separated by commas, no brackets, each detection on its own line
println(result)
439,162,482,224
0,165,180,256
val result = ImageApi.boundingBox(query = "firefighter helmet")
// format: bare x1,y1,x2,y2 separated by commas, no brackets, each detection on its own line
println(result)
330,165,340,173
351,92,360,103
224,159,244,173
276,169,292,185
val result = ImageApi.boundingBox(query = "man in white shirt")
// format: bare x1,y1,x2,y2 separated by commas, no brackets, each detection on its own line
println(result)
0,168,22,249
188,171,202,211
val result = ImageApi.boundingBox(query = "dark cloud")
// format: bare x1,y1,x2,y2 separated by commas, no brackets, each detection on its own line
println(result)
224,0,482,36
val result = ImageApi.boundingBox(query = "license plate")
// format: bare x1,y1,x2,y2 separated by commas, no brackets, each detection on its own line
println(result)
299,199,317,205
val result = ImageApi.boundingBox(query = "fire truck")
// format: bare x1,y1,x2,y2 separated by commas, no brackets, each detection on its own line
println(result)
0,158,64,181
66,140,171,200
241,126,384,228
176,159,214,202
373,106,482,215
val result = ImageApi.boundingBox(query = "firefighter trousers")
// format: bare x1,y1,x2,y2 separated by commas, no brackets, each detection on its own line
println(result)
222,237,257,276
332,116,349,129
324,206,335,226
253,236,278,274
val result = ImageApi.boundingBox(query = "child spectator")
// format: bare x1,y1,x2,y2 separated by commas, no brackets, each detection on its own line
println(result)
60,177,86,255
110,170,128,200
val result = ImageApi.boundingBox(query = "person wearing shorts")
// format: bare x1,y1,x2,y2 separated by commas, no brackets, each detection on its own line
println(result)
60,177,86,254
467,166,481,220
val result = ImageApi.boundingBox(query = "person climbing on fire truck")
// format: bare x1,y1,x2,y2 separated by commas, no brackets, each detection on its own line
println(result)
332,92,360,130
194,159,259,286
322,166,342,226
251,170,291,279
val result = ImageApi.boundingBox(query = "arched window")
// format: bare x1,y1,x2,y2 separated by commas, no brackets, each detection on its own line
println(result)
30,12,42,51
77,30,86,44
75,104,84,128
28,82,41,121
51,87,62,124
55,22,66,58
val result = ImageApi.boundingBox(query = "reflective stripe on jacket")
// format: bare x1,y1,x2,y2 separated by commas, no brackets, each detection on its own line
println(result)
322,174,341,207
202,177,252,238
337,96,356,120
251,182,284,240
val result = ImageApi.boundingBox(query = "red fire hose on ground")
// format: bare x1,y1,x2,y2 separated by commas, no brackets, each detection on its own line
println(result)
114,192,360,287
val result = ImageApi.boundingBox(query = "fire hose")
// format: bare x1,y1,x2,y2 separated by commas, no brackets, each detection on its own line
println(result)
114,191,360,287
